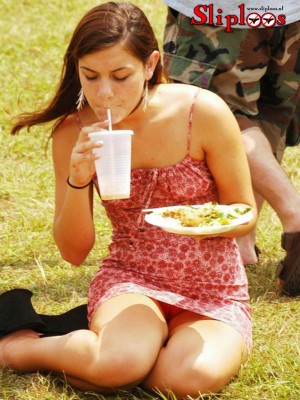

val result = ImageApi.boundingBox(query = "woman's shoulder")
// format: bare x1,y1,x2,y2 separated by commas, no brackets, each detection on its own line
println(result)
154,84,231,129
156,83,227,110
51,113,80,157
52,113,80,139
156,84,241,139
156,82,197,98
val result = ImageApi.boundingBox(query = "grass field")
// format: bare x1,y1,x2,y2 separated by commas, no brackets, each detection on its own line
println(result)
1,1,300,399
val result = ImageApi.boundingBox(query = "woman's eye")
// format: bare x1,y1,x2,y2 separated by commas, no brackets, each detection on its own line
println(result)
85,75,97,81
114,75,129,81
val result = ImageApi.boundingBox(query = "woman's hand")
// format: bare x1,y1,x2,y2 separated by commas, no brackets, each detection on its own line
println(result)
68,122,107,187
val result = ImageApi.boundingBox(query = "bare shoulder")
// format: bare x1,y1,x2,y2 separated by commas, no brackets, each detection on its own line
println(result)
193,88,241,142
51,114,81,176
155,84,229,115
155,84,238,133
52,114,80,156
154,83,200,116
195,88,234,119
156,83,198,102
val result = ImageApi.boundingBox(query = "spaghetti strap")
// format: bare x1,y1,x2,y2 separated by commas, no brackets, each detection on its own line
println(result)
187,89,200,155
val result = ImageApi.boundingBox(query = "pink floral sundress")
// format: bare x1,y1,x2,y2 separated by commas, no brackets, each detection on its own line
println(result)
77,97,252,352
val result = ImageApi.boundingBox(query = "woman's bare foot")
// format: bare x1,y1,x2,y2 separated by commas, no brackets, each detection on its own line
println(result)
0,329,39,368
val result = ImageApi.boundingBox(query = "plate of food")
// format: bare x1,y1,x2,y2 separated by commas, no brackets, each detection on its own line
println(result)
143,202,253,235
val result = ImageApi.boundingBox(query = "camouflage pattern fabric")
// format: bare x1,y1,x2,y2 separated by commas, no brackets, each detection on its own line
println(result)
163,9,300,158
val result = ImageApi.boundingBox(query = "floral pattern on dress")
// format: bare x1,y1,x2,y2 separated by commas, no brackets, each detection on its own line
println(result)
88,156,252,352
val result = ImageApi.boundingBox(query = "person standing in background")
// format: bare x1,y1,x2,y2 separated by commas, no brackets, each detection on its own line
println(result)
162,0,300,296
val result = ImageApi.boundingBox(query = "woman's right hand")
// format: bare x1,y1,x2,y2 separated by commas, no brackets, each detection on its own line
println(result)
68,122,107,187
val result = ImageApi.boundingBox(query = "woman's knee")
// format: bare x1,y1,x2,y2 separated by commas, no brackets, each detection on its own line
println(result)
143,320,246,397
169,358,239,397
87,294,168,387
87,341,160,388
145,349,240,398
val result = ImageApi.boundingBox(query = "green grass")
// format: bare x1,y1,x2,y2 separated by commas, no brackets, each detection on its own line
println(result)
1,0,300,399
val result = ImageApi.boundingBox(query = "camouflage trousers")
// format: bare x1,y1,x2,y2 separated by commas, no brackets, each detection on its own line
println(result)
163,8,300,160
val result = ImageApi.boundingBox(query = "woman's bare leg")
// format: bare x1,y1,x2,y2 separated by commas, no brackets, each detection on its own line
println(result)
237,126,300,265
236,191,264,265
142,312,247,399
0,294,168,392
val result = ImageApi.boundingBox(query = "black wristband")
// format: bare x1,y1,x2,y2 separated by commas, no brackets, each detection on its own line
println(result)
67,176,92,189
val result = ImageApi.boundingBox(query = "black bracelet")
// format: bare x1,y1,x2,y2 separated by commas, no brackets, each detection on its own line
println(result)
67,176,92,189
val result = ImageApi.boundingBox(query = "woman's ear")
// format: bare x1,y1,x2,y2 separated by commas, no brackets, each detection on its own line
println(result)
145,50,160,80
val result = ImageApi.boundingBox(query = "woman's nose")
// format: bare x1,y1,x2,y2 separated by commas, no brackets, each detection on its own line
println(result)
96,81,114,99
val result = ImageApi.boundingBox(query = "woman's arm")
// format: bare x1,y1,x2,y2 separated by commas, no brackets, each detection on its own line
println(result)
51,116,102,265
193,89,257,238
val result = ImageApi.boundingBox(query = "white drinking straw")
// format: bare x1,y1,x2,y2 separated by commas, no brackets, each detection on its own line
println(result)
107,109,114,182
107,109,112,131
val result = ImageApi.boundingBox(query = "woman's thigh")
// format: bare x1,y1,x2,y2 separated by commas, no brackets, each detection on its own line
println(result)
90,293,168,361
143,311,248,398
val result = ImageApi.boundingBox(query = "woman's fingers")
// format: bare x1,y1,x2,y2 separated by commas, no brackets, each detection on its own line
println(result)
68,123,107,184
81,121,109,138
73,138,103,156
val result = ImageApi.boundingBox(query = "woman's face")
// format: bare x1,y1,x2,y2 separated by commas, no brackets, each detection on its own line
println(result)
78,43,154,124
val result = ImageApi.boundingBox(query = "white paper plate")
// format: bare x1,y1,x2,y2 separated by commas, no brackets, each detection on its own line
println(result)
144,203,253,235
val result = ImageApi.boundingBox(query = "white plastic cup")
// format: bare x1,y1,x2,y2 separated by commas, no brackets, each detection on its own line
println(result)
89,130,134,200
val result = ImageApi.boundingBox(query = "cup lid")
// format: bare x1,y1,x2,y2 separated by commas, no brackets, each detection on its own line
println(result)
89,130,134,137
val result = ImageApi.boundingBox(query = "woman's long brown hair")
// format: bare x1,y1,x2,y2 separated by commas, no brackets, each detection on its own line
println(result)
11,2,163,135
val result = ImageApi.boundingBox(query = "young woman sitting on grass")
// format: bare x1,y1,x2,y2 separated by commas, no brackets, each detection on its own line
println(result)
1,2,256,398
